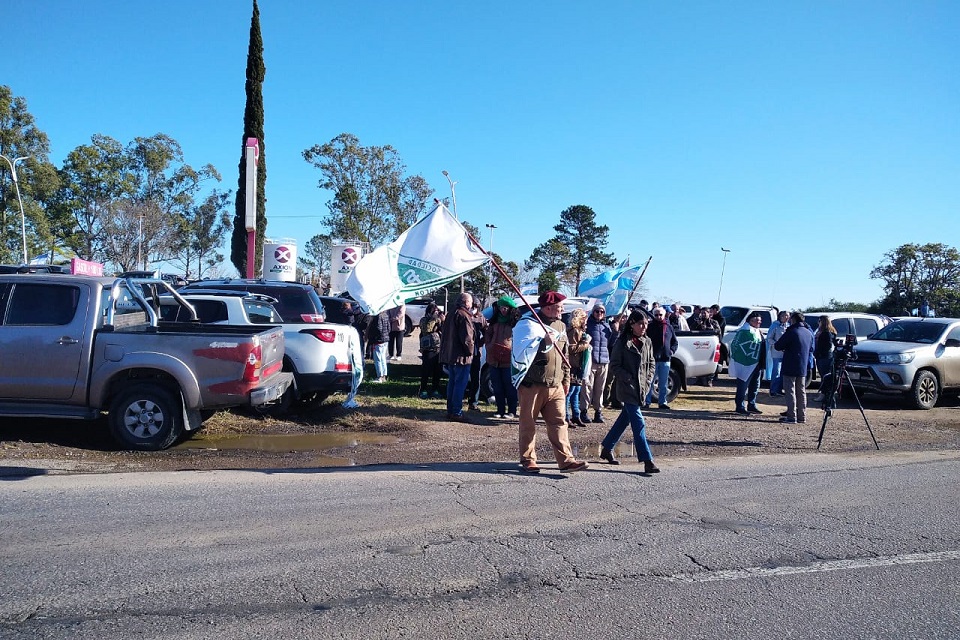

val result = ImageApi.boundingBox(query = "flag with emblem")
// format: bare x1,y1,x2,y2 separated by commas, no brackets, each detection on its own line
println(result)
578,259,641,316
345,203,489,315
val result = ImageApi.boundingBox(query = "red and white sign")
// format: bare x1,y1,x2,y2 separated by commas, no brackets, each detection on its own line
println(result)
341,247,359,266
70,258,104,277
274,245,293,264
263,238,297,282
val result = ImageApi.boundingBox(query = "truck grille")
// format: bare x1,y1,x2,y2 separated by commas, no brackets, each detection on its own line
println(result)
853,351,879,364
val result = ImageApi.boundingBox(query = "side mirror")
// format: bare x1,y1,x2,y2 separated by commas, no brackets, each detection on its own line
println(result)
944,338,960,348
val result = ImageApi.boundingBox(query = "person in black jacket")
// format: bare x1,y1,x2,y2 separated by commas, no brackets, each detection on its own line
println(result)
644,307,679,409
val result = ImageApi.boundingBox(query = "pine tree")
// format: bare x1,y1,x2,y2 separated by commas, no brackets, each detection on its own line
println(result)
230,0,267,276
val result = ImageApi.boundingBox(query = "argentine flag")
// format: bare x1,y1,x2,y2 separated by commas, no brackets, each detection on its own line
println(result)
578,260,640,316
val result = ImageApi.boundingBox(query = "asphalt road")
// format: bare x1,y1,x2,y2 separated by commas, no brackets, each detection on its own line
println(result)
1,451,958,639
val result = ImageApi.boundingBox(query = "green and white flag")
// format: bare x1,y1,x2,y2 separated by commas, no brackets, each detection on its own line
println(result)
345,203,489,315
728,325,763,381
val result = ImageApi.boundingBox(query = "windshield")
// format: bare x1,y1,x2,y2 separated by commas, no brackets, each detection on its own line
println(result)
720,306,748,327
869,320,948,344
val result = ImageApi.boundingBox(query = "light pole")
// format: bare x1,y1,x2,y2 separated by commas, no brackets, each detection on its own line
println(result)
0,154,30,264
717,247,731,305
442,170,463,292
441,170,458,219
485,223,497,300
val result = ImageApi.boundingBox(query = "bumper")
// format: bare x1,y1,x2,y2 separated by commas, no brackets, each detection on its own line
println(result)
845,363,914,394
250,372,295,406
294,370,354,396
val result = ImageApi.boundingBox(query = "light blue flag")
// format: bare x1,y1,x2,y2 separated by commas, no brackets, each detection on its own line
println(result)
578,259,631,299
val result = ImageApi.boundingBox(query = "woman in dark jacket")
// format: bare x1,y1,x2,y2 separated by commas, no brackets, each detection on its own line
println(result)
418,303,444,399
598,310,659,473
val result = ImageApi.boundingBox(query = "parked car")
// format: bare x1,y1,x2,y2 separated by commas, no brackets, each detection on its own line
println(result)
802,311,890,344
846,317,960,409
404,297,446,335
119,270,187,288
0,275,293,450
179,279,356,406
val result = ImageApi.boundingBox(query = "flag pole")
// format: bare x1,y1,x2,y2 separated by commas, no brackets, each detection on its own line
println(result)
460,226,571,367
625,256,654,308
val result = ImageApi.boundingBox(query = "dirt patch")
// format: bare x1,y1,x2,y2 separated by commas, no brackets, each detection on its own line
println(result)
1,377,958,475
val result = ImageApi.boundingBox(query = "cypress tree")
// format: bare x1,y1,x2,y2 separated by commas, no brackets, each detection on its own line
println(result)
230,0,267,276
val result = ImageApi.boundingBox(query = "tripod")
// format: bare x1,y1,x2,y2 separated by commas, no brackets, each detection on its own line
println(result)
816,353,880,450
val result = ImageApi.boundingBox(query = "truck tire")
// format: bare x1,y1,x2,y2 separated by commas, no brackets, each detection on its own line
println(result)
665,368,682,403
108,384,183,451
910,370,939,410
404,316,414,336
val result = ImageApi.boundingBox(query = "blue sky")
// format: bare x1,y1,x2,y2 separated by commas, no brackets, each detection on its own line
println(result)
6,1,958,309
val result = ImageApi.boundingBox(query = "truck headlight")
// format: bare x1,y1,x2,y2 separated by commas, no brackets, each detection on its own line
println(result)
879,353,915,364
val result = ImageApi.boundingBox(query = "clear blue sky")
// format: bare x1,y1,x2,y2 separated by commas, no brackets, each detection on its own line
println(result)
6,1,958,310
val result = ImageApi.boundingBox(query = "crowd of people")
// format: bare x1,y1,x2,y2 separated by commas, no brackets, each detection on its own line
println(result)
340,291,842,475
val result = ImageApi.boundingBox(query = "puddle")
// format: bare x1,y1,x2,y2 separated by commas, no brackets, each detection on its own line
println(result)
177,432,401,467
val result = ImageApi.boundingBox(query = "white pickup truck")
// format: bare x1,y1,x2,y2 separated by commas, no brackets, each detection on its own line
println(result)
661,330,722,402
160,281,360,413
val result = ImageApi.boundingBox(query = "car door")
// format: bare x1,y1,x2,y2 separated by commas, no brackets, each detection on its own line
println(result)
0,281,90,400
941,325,960,387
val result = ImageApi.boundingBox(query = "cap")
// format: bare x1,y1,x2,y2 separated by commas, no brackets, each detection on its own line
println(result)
748,311,763,320
497,295,518,309
538,291,566,306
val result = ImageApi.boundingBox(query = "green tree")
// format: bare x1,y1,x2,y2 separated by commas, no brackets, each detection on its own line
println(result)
53,134,134,261
0,86,60,263
297,232,332,289
230,0,267,277
169,188,232,279
870,243,960,316
527,205,616,294
302,132,434,247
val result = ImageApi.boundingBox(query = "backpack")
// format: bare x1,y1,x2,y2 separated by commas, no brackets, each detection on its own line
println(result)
419,316,441,353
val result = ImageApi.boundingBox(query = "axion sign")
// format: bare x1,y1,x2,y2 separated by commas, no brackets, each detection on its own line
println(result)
341,247,359,266
274,246,293,264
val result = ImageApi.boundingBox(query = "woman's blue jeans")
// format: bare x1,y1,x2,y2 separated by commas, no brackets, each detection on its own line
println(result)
489,365,518,415
770,358,784,394
601,403,653,462
565,384,581,420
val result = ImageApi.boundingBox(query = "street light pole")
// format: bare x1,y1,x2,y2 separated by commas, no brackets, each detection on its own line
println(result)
717,247,731,305
442,170,464,292
485,223,497,301
441,170,458,219
0,154,30,264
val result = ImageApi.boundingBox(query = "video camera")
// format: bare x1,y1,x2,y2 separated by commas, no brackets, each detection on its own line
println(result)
833,333,858,363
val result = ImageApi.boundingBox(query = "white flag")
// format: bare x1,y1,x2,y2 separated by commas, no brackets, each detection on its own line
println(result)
345,203,489,315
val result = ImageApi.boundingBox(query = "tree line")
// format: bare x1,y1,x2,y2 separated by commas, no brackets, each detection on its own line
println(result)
2,83,954,313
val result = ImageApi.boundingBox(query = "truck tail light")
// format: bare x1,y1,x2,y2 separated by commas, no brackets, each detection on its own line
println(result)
243,338,263,382
713,344,721,363
300,313,326,323
303,328,336,343
334,362,352,372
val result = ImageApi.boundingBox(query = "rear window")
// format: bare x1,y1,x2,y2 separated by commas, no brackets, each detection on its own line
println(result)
183,282,326,323
5,283,80,325
721,306,747,327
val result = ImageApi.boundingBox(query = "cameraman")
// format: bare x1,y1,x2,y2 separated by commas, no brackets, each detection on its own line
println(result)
774,312,814,424
813,316,838,403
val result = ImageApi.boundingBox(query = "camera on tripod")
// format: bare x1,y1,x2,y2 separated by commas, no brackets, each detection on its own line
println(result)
832,333,858,363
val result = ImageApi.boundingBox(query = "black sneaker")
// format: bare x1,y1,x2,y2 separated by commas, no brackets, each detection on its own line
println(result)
747,405,763,414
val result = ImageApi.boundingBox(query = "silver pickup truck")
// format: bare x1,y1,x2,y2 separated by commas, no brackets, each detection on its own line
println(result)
0,275,293,450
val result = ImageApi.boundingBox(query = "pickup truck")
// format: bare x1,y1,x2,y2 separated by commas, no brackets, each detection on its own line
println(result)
0,275,293,450
846,317,960,409
660,330,722,402
179,280,355,406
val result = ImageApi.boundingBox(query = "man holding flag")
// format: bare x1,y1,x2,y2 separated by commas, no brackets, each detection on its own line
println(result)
513,291,589,474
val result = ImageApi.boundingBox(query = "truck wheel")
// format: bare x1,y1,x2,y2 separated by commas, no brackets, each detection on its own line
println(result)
911,370,939,410
108,384,183,451
256,386,295,416
665,369,682,403
404,316,414,336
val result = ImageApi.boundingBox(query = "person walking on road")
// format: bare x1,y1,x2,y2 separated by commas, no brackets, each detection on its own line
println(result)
599,310,659,473
515,291,588,474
